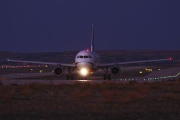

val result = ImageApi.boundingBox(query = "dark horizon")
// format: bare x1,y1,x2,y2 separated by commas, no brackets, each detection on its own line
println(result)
0,0,180,52
1,49,180,54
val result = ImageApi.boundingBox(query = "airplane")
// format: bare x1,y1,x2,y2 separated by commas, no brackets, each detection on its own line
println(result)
7,25,172,80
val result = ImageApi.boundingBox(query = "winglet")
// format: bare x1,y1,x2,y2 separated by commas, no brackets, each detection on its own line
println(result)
91,24,94,52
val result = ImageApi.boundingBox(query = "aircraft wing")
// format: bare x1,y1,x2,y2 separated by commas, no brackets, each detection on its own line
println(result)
98,58,172,67
7,59,76,67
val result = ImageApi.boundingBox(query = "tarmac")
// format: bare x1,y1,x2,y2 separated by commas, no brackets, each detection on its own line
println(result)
0,67,180,86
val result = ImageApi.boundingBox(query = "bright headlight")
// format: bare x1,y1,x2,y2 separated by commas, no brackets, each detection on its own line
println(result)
80,68,88,76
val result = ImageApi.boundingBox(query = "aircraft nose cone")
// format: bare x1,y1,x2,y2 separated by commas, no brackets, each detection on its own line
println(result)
76,62,92,69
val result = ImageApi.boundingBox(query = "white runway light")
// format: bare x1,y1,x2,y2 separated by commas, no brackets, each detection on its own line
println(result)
80,68,88,76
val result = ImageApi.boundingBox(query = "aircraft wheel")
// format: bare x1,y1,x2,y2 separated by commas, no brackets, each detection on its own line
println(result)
66,75,69,80
103,75,106,80
71,75,74,80
108,74,111,80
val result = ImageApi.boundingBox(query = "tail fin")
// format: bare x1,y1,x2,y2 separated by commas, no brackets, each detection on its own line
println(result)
91,24,94,52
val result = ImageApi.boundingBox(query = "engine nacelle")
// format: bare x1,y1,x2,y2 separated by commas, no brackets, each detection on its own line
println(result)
111,66,120,76
54,67,63,76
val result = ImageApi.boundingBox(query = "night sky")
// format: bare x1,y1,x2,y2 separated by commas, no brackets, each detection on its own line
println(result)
0,0,180,52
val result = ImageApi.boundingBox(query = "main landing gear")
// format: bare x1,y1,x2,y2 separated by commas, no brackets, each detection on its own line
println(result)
102,66,111,80
103,74,111,80
66,67,75,80
66,75,74,80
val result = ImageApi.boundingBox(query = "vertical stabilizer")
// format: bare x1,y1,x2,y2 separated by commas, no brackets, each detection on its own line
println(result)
91,24,94,51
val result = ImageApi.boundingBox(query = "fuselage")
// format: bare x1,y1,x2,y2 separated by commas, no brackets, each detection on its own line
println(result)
75,50,100,71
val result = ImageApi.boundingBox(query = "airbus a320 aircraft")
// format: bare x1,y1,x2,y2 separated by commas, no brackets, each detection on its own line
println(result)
7,25,172,80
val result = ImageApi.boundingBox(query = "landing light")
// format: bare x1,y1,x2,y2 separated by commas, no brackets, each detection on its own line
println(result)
80,68,88,76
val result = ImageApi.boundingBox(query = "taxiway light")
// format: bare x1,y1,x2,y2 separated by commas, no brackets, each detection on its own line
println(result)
40,70,43,73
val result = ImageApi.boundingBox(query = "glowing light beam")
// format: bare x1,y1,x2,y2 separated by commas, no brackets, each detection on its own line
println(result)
80,68,88,76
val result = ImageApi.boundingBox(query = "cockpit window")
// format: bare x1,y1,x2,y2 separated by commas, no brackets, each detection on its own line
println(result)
88,56,92,58
77,55,92,59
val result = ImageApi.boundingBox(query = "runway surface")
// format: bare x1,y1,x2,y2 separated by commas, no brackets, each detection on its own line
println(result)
0,67,180,86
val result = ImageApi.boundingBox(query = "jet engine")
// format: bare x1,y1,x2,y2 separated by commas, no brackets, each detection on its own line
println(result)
54,66,63,76
111,66,120,76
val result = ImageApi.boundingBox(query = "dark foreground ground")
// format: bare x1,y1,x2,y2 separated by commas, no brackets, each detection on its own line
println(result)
0,80,180,120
